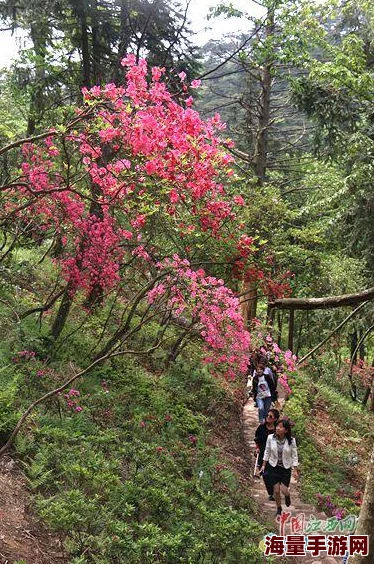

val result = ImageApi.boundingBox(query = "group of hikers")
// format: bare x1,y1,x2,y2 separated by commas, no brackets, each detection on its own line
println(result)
248,353,299,516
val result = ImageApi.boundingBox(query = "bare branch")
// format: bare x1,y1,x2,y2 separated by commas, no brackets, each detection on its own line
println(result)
269,287,374,311
198,24,263,82
19,289,65,320
297,302,370,366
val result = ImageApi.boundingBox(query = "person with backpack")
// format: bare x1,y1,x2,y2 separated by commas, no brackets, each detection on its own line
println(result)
246,352,258,400
252,363,277,423
257,354,278,395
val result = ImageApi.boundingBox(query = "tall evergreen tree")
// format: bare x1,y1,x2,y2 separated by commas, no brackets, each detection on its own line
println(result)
0,0,202,132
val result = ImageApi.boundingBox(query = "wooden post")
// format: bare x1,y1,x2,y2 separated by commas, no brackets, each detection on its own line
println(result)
277,310,282,347
288,309,294,352
241,281,258,329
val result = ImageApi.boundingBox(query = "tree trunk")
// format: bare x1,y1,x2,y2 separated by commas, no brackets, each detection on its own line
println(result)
84,146,111,309
50,284,75,340
241,282,258,328
349,442,374,564
288,309,294,352
112,0,130,83
242,10,273,327
253,9,274,186
362,386,371,408
277,309,283,347
78,0,91,89
91,0,101,85
27,22,47,135
267,302,275,327
351,329,358,364
359,329,365,361
295,313,304,357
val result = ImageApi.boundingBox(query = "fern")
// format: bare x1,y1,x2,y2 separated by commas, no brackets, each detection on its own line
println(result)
27,453,54,490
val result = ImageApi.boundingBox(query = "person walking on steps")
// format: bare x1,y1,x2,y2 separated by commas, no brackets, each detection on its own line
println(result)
260,419,299,516
246,353,256,400
263,361,278,400
254,408,280,500
252,363,277,423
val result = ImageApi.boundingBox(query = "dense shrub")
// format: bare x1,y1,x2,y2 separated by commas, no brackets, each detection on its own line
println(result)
12,358,266,563
284,369,372,519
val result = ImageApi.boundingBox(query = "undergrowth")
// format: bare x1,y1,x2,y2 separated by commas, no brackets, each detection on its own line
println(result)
284,369,373,519
3,348,267,563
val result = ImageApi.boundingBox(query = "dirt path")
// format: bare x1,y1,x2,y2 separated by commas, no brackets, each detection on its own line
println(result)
0,454,65,564
243,391,345,564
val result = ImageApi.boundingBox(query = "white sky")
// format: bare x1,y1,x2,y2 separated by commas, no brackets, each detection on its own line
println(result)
0,31,20,68
0,0,262,68
187,0,263,45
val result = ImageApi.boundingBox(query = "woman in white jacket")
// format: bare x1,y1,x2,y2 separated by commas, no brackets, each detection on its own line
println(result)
259,419,299,516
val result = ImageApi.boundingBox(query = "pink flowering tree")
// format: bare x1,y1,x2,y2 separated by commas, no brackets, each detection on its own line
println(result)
1,56,258,380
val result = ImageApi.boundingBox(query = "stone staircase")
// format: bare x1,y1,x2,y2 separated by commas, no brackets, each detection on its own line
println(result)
243,395,347,564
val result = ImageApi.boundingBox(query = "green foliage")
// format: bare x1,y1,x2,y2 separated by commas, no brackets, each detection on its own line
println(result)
285,369,372,517
315,384,373,436
1,0,373,559
0,369,22,445
7,357,266,562
289,0,374,285
282,373,312,439
0,71,27,140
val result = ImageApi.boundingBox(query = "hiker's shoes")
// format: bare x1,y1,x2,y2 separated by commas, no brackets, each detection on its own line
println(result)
268,495,275,501
276,506,282,516
285,495,291,507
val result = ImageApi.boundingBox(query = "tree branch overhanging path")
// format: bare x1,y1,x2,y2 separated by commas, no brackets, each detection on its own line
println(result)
297,301,369,366
268,286,374,311
267,287,374,365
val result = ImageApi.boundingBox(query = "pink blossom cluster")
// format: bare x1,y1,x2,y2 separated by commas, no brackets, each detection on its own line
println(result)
148,255,251,379
284,349,297,372
61,215,123,291
63,389,83,412
78,56,235,237
7,59,280,379
12,350,36,362
12,58,244,300
278,374,292,395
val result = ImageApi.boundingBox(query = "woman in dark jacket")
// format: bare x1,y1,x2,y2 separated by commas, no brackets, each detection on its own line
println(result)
254,408,280,500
